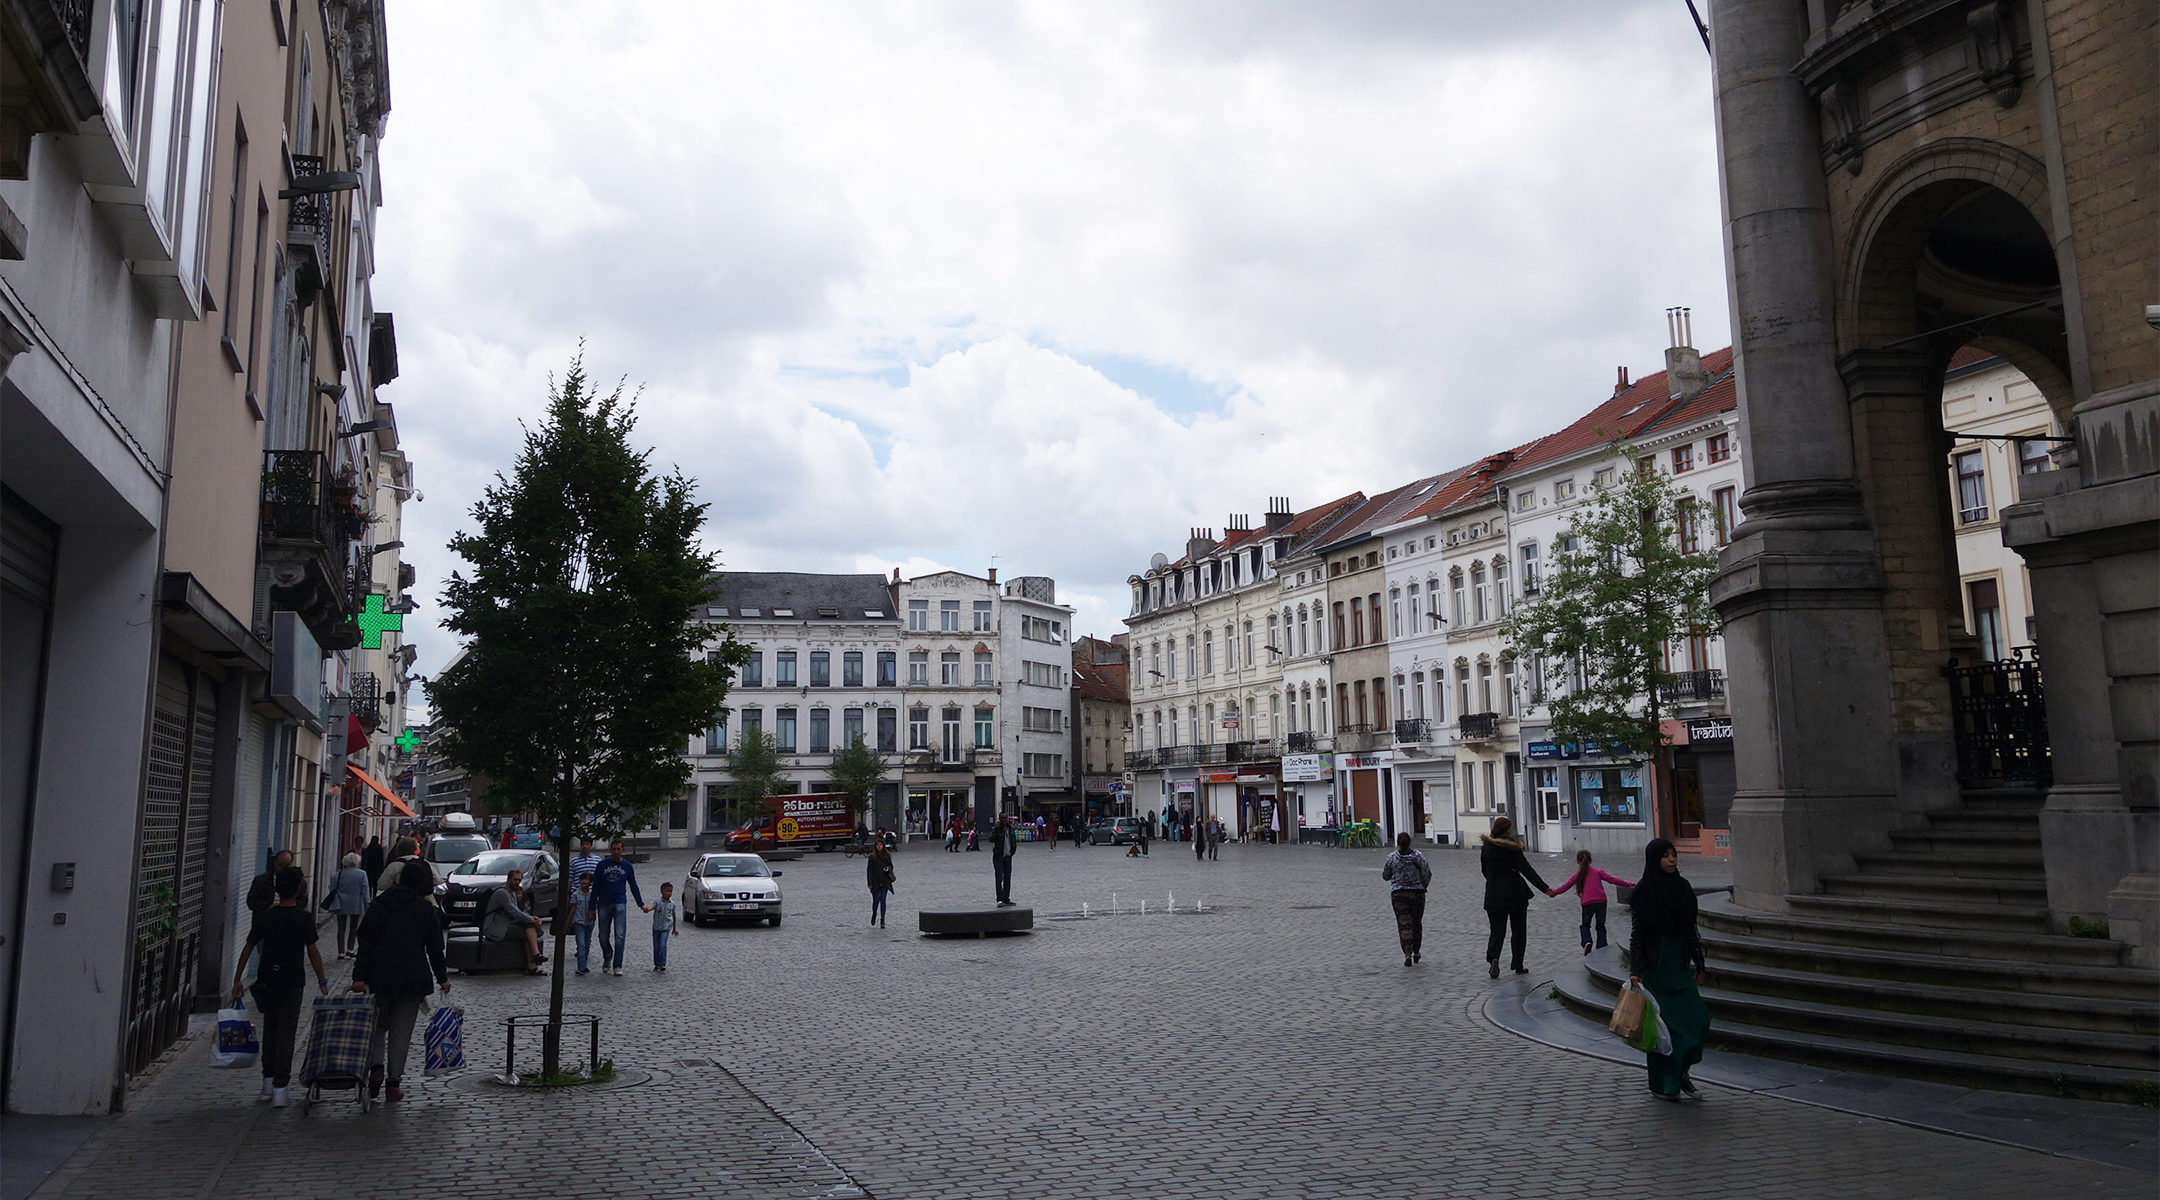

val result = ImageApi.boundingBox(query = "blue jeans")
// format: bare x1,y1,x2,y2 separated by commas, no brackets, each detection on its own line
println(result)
1579,901,1608,949
651,929,669,968
597,904,628,968
574,921,593,972
870,888,889,926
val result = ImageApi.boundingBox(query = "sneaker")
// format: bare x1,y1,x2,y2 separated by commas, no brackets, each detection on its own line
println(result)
366,1067,384,1099
576,968,589,976
270,1087,290,1108
385,1084,405,1103
260,1077,275,1099
1488,960,1499,980
1583,942,1594,955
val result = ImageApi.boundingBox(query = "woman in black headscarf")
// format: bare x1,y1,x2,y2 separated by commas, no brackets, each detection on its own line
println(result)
1627,837,1709,1100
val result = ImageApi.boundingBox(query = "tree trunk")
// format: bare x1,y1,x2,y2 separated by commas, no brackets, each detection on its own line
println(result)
544,825,570,1078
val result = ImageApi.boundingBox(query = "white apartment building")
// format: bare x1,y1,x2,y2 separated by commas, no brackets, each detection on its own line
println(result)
1500,338,1734,857
689,574,906,847
998,575,1079,817
1942,350,2053,661
1380,454,1516,846
1268,502,1360,830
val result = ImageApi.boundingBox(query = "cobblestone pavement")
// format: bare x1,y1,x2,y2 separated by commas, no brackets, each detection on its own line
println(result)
30,841,2151,1199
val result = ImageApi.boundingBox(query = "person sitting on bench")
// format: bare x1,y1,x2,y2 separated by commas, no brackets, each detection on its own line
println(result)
483,869,547,975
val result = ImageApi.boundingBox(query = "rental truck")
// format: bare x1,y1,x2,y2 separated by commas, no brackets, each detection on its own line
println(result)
726,793,857,858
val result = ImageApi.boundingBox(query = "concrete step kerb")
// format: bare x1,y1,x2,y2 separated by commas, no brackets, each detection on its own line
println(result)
919,907,1035,938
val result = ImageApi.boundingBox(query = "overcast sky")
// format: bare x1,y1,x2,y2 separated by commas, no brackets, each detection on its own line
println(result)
375,1,1729,697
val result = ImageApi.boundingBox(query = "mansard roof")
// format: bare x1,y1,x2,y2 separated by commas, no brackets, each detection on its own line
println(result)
1073,659,1128,704
704,572,896,619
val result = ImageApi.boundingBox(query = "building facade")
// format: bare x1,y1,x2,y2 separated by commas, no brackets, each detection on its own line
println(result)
1071,635,1130,818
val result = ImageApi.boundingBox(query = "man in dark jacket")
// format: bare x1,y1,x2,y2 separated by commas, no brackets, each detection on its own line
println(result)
1479,816,1551,978
246,850,295,916
351,859,448,1102
990,814,1019,906
360,837,386,893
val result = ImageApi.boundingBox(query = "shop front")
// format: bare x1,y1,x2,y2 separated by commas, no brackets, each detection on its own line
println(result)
906,782,973,841
1668,716,1734,856
1335,751,1394,836
1280,752,1333,836
1392,760,1456,846
1231,768,1281,840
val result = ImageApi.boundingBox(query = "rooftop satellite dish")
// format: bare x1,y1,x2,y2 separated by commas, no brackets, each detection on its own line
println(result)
1150,552,1169,570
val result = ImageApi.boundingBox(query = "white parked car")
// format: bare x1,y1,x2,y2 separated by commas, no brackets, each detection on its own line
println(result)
682,853,783,927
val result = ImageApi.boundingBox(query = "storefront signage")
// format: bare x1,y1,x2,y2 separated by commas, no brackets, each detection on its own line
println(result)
1281,752,1332,782
1686,717,1733,745
1528,741,1583,760
1338,752,1393,769
1173,779,1196,795
1204,772,1236,784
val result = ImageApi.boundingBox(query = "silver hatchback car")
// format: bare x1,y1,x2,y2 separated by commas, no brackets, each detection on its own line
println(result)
682,853,783,927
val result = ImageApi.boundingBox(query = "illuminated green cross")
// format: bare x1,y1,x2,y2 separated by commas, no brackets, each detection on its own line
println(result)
353,593,404,649
395,727,422,754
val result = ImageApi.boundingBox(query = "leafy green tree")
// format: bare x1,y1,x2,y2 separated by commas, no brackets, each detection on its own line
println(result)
432,353,741,1077
829,734,888,828
1505,443,1721,828
727,726,789,825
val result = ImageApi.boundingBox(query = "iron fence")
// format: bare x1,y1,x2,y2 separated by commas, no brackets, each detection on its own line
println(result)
1944,651,2051,788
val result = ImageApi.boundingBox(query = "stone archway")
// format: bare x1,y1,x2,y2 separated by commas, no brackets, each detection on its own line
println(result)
1833,168,2073,812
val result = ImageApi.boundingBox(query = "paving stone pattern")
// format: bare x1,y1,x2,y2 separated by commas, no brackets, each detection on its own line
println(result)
32,843,2150,1199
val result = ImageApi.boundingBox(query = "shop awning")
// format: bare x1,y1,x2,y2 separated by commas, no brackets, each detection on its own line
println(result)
348,763,416,817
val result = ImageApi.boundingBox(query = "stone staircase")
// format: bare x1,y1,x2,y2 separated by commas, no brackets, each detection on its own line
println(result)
1555,788,2160,1102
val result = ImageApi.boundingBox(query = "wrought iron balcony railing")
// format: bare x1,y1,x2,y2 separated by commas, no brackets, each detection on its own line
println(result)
1286,730,1325,753
349,672,382,731
1656,669,1727,704
1457,712,1501,740
1394,717,1432,743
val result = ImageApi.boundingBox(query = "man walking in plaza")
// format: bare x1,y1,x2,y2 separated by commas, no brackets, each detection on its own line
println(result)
592,840,650,975
991,813,1019,907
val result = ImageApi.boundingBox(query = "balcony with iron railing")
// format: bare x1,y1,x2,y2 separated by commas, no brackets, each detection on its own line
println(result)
1656,669,1727,705
1285,730,1329,754
261,450,361,649
1457,712,1501,741
1394,717,1432,744
1334,724,1380,752
287,153,332,304
348,672,382,731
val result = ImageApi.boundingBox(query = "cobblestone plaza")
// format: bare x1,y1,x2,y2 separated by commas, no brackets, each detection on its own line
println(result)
20,844,2150,1200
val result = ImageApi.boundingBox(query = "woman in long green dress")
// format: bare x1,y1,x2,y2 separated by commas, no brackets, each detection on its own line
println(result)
1627,837,1710,1100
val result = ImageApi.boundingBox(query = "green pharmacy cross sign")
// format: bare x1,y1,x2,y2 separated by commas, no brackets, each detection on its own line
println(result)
395,728,422,754
352,593,404,650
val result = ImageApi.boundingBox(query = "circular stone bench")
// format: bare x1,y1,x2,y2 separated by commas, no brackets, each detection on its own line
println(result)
919,908,1034,937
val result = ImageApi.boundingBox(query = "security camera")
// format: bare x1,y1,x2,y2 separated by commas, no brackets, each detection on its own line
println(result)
2146,304,2160,331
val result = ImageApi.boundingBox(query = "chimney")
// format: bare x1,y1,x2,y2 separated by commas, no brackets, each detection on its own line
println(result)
1615,366,1630,395
1665,306,1707,400
1185,527,1217,561
891,567,900,583
987,567,998,585
1265,496,1293,532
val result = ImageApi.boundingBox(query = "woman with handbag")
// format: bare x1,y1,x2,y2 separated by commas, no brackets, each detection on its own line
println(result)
866,842,896,929
1627,837,1710,1101
327,852,371,958
1479,816,1551,978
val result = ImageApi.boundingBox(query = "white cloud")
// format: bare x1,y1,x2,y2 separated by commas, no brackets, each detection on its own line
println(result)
375,0,1728,693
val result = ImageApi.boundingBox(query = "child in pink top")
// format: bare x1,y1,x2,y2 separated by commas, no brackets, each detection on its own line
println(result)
1548,850,1636,954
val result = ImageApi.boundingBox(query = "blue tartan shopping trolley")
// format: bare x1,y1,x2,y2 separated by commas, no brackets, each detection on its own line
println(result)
297,994,376,1114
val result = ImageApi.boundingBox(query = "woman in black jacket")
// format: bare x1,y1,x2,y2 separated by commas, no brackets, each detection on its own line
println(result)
350,859,448,1102
1479,816,1551,978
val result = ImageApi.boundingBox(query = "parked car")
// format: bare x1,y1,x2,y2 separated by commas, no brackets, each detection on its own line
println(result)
1090,817,1147,846
423,832,495,884
505,823,546,850
437,849,560,928
681,853,783,927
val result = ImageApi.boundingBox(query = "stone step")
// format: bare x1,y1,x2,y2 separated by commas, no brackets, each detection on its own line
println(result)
1698,895,2125,965
1887,828,2037,853
1922,809,2041,833
1851,850,2044,879
1958,787,2046,813
1551,963,2158,1103
1699,954,2159,1036
1786,893,2053,932
1584,957,2158,1072
1697,928,2157,1001
1818,872,2050,904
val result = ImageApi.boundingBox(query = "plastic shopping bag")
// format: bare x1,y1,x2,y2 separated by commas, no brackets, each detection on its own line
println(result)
1632,987,1675,1057
210,1006,259,1068
423,1004,466,1075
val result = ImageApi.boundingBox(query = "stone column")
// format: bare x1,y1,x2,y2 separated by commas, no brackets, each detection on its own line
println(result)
1840,347,1974,817
1706,0,1900,909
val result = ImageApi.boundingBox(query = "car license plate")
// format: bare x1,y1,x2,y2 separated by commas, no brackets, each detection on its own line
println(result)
731,902,759,911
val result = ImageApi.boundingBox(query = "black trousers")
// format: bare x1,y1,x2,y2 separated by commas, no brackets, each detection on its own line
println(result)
253,983,304,1088
993,855,1012,902
1485,904,1529,970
